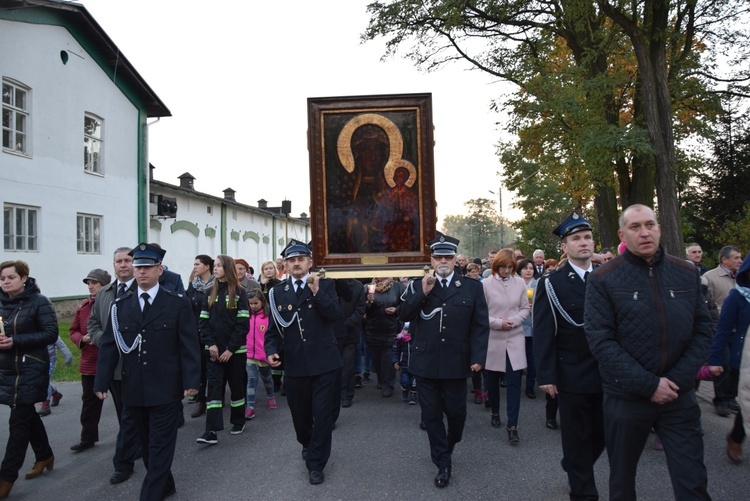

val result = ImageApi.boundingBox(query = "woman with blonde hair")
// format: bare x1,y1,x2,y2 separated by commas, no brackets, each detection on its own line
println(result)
482,249,530,444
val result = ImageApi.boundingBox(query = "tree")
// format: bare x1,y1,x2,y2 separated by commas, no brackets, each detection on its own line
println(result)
364,0,750,255
442,198,516,258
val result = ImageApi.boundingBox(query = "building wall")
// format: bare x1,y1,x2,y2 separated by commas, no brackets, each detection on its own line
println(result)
1,20,141,298
148,182,310,283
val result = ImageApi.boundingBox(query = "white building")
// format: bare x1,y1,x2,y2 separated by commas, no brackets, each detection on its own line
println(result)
1,0,169,302
148,169,310,281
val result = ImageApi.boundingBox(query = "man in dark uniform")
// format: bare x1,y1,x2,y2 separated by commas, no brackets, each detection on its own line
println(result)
533,212,605,501
94,243,200,501
265,240,342,485
399,232,489,488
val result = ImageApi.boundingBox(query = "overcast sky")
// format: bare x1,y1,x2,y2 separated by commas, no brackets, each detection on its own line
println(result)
82,0,521,224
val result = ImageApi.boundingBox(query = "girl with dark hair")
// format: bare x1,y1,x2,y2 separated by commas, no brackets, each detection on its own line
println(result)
245,289,276,420
197,255,250,444
186,255,215,418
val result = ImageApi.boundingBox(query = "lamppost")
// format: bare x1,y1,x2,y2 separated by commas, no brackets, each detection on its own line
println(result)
488,189,504,247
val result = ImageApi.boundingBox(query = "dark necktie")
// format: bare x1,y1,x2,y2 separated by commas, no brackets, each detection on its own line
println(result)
441,279,448,289
141,292,151,317
584,271,590,282
295,279,304,298
117,282,127,298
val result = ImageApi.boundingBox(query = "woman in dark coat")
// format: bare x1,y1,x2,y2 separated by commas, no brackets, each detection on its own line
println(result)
363,277,405,397
0,260,58,498
186,255,215,418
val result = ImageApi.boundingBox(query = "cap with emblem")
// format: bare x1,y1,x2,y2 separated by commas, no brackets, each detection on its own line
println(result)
552,211,593,239
281,239,312,259
129,243,166,267
83,268,112,285
426,232,459,256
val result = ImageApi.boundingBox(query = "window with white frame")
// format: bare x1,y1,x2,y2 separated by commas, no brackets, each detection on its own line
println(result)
84,113,103,173
76,213,101,254
2,79,30,155
3,203,38,251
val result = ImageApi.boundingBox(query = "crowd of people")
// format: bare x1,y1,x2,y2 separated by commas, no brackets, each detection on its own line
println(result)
1,203,748,499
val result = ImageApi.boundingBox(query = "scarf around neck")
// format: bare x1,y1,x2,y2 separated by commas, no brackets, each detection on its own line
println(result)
192,275,215,293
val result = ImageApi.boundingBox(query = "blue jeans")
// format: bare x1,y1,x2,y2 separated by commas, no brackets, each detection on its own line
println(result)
355,334,373,374
246,361,275,409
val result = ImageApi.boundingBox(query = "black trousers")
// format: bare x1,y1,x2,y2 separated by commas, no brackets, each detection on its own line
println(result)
130,401,181,501
603,391,709,501
558,391,605,501
205,353,246,431
367,342,395,391
714,366,739,404
416,376,467,470
0,404,53,482
338,342,357,402
285,369,338,472
80,374,104,443
109,379,140,474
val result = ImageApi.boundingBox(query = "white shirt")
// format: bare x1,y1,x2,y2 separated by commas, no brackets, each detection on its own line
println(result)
568,261,593,282
138,284,160,311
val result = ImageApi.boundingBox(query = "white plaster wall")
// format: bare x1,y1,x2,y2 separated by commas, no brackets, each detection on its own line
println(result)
1,21,141,298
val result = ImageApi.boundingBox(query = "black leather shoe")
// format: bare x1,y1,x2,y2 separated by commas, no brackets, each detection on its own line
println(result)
508,426,520,445
301,447,308,460
491,414,501,428
546,419,558,430
419,421,427,430
341,399,352,408
434,467,451,487
309,470,325,485
525,387,536,399
70,441,95,452
109,470,133,484
382,388,393,398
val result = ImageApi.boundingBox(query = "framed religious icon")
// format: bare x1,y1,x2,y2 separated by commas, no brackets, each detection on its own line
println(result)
307,93,437,278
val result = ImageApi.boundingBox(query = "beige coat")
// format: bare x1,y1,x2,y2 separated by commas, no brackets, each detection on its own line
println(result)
740,324,750,435
482,274,530,372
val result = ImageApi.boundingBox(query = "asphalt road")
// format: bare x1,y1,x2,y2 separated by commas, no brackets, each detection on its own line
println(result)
1,379,748,500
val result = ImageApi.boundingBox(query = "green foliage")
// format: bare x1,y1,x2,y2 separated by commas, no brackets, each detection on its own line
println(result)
441,198,516,259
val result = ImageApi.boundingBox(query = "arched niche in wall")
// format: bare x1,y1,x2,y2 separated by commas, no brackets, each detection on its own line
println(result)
170,220,199,237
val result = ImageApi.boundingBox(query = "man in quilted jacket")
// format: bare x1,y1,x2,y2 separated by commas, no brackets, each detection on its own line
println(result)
584,204,712,501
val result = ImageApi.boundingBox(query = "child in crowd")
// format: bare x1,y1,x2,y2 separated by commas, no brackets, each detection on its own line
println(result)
393,322,417,404
245,289,276,420
38,337,73,416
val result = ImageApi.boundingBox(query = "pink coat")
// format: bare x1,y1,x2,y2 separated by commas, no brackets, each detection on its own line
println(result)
482,274,530,372
246,309,270,363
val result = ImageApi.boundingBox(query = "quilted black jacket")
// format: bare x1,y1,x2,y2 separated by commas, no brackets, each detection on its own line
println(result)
584,248,711,400
0,277,59,407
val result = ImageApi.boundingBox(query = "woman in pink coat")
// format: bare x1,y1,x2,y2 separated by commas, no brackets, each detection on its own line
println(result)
482,249,530,444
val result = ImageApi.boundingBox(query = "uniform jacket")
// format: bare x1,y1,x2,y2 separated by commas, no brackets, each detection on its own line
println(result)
0,278,59,406
584,248,712,400
88,279,136,347
398,275,489,379
70,296,98,375
483,274,529,372
264,277,342,377
709,254,750,370
93,287,201,407
533,262,601,394
199,282,249,354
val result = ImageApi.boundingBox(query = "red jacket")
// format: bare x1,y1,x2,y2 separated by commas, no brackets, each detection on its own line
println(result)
70,297,98,375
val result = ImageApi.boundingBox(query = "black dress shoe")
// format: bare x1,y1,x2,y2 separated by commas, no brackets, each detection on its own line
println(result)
525,387,536,399
434,467,451,487
302,447,308,460
546,419,558,430
341,399,352,408
309,470,325,485
70,441,95,452
109,470,133,484
419,421,427,430
491,414,501,428
508,426,520,444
